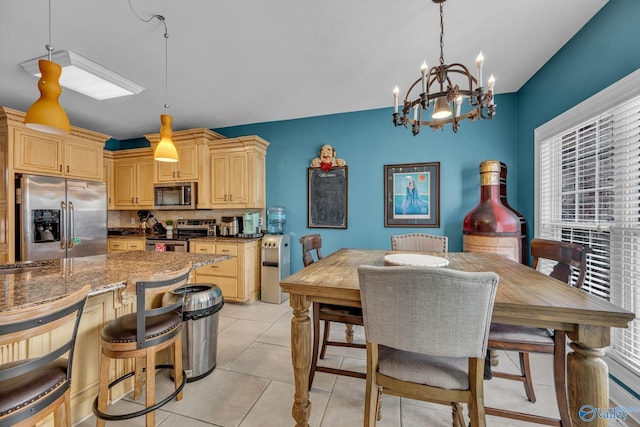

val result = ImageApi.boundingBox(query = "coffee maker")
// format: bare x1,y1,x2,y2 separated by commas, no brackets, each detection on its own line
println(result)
220,216,243,236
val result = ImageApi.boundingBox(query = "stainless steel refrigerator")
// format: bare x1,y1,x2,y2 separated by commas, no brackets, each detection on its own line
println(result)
16,174,107,261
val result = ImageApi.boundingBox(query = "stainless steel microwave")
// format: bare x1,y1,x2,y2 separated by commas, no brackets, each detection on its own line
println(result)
153,182,197,210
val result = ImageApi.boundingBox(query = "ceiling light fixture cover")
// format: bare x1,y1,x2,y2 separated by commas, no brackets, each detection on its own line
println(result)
392,0,496,136
21,50,144,101
24,0,70,134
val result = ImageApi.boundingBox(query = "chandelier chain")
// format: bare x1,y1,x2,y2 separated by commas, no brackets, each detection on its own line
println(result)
439,2,444,66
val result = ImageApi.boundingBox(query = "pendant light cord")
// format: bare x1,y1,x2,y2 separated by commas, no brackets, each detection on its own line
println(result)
128,0,170,114
46,0,53,60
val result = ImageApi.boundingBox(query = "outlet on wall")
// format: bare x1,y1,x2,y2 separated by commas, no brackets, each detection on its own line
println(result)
130,218,136,225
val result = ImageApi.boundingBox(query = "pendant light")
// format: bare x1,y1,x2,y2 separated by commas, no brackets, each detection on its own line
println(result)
24,0,71,134
153,15,178,162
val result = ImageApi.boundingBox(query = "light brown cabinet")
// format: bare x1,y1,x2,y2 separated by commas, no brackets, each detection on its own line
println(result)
153,141,199,183
190,239,261,302
112,148,154,210
12,127,104,181
103,152,114,210
208,136,268,209
108,237,146,253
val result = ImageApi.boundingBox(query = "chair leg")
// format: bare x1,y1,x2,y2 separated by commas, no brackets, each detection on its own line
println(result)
376,386,383,421
145,347,156,427
364,345,379,427
134,356,144,400
309,302,321,391
96,352,110,427
518,352,537,403
345,323,355,344
553,332,572,427
174,332,184,401
64,389,72,427
320,320,331,359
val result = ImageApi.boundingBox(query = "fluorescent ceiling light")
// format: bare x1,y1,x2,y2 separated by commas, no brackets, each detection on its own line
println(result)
20,50,144,100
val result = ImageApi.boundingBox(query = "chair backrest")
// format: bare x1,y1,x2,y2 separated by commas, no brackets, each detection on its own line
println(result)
127,263,192,349
531,238,592,289
391,233,448,252
0,284,90,426
358,266,498,358
299,234,323,267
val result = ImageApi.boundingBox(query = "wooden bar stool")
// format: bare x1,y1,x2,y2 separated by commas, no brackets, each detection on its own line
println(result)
93,263,192,427
0,284,90,427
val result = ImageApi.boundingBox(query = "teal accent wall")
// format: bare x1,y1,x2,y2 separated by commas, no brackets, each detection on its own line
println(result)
216,95,517,272
516,0,640,241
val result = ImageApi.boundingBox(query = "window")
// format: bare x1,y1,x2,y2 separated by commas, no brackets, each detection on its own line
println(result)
535,69,640,391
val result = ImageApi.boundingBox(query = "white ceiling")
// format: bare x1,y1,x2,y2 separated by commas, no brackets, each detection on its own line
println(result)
0,0,608,140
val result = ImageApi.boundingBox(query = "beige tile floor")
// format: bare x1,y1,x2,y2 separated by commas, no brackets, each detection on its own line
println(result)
78,300,629,427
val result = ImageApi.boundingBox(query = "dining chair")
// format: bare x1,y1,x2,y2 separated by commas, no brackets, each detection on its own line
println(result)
390,233,448,252
358,265,499,427
486,238,592,426
93,263,192,427
0,284,91,427
299,234,366,390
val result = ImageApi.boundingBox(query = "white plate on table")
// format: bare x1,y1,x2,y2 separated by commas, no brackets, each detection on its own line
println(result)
384,253,450,267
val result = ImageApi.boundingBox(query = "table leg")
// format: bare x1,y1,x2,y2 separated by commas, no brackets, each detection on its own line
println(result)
567,341,609,427
290,294,312,427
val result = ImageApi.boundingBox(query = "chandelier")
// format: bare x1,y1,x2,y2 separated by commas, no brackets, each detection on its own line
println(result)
392,0,496,136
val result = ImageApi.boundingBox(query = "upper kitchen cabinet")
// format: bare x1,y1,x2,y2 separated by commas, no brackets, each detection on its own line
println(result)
9,115,107,181
103,152,115,210
112,148,154,210
208,136,268,209
145,128,225,184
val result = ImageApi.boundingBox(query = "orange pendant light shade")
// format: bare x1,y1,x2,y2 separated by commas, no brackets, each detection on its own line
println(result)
24,59,71,134
154,114,179,162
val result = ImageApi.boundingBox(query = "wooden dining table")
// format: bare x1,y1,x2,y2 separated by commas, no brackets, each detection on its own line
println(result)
279,249,635,427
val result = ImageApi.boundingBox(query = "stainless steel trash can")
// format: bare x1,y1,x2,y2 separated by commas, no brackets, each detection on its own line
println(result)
162,284,224,382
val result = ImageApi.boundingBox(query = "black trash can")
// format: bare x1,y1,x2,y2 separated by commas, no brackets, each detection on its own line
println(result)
162,284,224,382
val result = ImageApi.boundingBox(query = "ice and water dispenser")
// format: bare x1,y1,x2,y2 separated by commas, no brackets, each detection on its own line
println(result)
33,209,60,243
261,234,290,304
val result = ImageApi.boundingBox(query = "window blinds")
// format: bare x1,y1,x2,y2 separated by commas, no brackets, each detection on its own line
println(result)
538,95,640,375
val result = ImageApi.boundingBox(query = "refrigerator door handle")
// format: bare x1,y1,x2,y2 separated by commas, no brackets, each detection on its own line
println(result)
60,201,66,250
68,201,75,249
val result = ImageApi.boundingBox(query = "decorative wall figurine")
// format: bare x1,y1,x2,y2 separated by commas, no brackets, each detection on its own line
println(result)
311,144,346,172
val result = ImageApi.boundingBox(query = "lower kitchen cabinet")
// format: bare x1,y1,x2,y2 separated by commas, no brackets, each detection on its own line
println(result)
0,290,135,426
108,237,146,253
190,239,261,302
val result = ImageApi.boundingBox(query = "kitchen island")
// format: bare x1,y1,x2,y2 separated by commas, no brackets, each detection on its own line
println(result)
0,250,229,425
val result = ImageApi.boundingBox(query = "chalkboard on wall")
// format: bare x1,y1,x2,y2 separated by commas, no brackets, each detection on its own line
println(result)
308,166,348,228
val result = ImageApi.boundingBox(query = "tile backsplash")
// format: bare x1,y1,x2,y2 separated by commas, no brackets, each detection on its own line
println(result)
108,209,265,229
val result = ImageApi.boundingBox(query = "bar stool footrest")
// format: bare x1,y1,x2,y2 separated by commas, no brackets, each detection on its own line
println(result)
92,364,186,421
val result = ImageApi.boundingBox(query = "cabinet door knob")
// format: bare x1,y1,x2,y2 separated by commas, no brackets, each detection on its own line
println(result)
59,165,63,172
67,165,70,173
131,197,135,203
173,171,176,178
224,194,227,201
230,194,233,201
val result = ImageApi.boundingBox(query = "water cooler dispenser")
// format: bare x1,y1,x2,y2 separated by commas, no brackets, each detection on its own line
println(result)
261,234,290,304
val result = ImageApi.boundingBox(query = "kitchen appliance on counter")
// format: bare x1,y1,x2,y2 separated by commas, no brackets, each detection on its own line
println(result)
145,218,216,252
261,234,290,304
153,182,197,210
219,216,242,237
16,174,107,261
242,213,260,235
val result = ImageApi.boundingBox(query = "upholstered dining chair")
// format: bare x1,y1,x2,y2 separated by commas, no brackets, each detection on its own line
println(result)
94,263,192,427
358,265,499,427
391,233,448,252
299,234,366,390
0,284,91,427
486,238,592,426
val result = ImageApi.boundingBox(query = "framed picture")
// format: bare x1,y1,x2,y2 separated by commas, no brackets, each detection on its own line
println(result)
308,166,348,228
384,162,440,227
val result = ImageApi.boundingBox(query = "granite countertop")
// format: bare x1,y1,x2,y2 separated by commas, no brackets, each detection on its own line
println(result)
0,251,230,312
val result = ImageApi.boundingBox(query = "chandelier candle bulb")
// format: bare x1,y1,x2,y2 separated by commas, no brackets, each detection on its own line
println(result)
393,86,399,113
455,95,462,117
488,74,495,103
420,61,428,93
476,51,484,87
